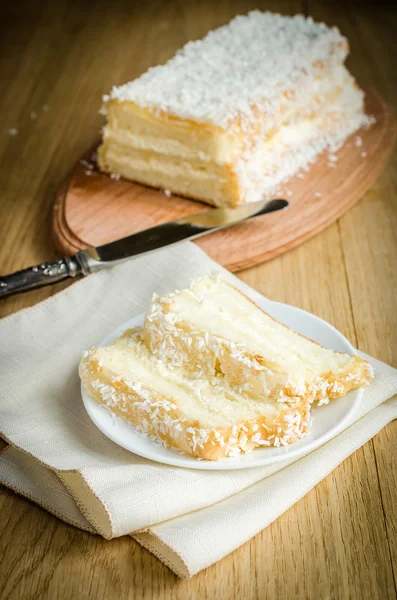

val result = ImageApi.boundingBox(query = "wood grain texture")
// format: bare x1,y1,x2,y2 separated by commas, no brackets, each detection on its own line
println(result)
52,91,396,271
0,1,395,599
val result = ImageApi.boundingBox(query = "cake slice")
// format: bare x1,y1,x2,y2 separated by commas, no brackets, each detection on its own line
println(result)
80,276,373,461
98,11,370,207
79,329,310,460
143,276,373,404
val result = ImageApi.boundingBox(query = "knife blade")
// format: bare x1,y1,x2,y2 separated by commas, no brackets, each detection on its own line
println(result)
0,198,288,298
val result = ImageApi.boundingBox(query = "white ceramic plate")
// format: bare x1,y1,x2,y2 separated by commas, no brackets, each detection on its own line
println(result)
81,294,361,470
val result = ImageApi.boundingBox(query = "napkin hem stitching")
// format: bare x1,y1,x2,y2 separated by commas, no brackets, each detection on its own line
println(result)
132,531,191,579
57,470,114,539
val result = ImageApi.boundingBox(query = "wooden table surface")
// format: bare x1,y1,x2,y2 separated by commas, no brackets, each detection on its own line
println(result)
0,1,396,598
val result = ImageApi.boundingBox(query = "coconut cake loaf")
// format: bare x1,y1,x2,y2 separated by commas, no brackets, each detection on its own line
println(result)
98,11,370,207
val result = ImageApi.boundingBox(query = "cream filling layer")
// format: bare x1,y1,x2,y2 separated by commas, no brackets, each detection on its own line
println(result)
99,148,235,206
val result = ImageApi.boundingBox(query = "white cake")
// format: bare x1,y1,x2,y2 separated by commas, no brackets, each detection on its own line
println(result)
143,276,373,404
79,276,373,461
98,11,370,207
80,328,310,460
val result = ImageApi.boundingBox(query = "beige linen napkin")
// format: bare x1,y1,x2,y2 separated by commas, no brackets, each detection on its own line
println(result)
0,242,396,578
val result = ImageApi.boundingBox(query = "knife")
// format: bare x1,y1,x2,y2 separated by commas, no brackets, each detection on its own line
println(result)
0,198,288,299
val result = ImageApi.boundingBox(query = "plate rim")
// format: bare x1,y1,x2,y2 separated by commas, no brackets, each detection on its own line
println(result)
81,299,362,470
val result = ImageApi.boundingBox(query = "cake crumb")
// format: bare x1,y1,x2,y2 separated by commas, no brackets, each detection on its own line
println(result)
327,162,336,168
328,154,338,162
110,172,121,180
42,104,49,111
7,128,18,136
314,192,322,198
80,159,94,170
355,136,363,147
360,151,367,158
162,189,172,196
296,173,304,180
30,111,37,120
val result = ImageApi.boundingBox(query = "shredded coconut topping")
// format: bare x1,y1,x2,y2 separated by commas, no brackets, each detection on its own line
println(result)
106,12,346,129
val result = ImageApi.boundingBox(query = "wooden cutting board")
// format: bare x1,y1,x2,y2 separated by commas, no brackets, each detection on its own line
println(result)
52,91,395,272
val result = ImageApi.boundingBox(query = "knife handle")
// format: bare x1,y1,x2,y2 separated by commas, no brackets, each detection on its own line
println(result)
0,256,84,299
